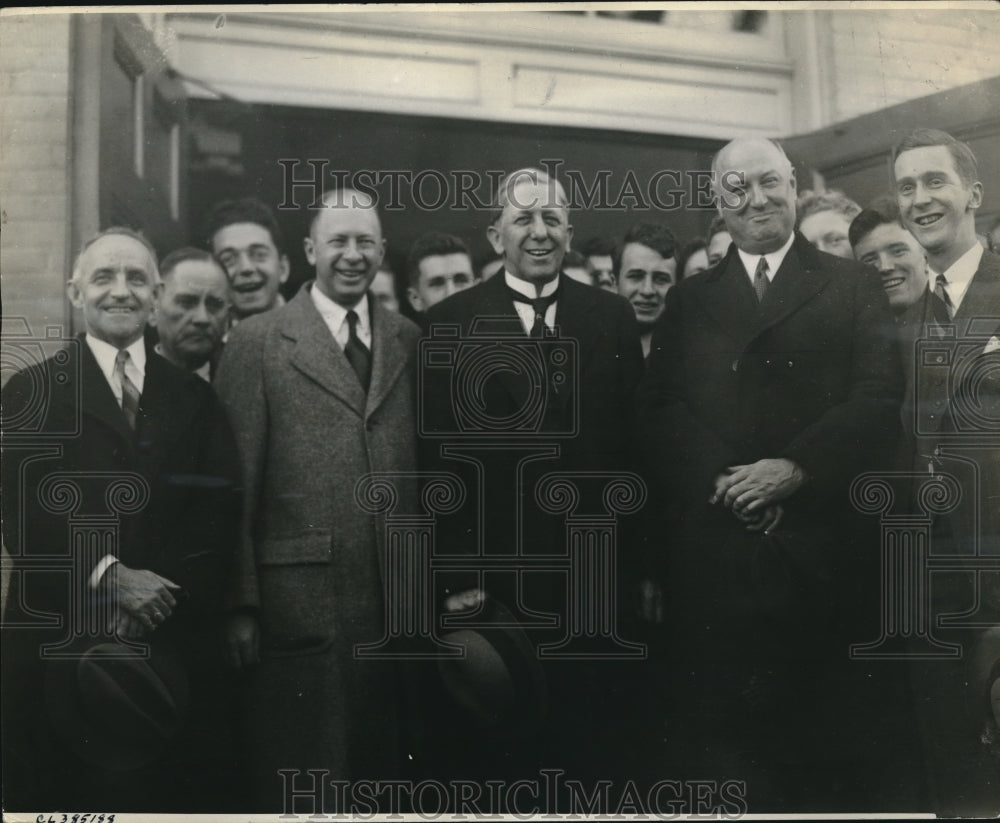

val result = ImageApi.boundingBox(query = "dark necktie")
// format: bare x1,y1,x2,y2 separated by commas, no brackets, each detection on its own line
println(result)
114,349,141,429
508,287,558,338
933,273,954,320
344,309,372,392
753,257,770,304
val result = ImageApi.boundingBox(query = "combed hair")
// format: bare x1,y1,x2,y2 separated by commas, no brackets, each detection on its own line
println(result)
405,231,470,287
706,214,729,245
203,197,286,255
490,168,569,225
891,128,979,188
797,190,862,226
159,247,222,282
71,226,160,284
578,236,617,258
848,199,904,249
612,223,677,275
676,238,707,281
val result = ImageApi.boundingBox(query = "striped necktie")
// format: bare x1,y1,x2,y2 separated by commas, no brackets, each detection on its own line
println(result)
114,349,141,429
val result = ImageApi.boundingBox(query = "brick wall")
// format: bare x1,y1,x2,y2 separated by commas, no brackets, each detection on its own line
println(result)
0,13,73,343
822,9,999,124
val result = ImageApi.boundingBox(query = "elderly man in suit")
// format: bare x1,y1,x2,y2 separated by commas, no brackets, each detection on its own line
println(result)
892,128,1000,816
420,167,644,789
637,138,917,810
1,227,242,811
214,188,422,811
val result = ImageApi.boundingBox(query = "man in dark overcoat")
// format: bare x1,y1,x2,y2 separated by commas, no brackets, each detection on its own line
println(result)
1,227,242,811
637,137,919,811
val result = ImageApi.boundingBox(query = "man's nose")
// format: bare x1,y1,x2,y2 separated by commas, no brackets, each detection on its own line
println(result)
529,213,547,237
236,250,256,275
639,274,656,294
191,301,211,324
109,272,130,297
912,181,933,206
444,279,458,297
877,252,895,273
342,239,363,260
747,183,768,208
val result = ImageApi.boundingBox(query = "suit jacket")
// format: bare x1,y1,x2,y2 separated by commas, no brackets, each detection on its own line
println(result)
637,233,902,653
898,249,1000,574
213,282,421,800
1,335,242,808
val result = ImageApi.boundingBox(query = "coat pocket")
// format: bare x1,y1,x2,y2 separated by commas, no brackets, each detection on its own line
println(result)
256,529,335,650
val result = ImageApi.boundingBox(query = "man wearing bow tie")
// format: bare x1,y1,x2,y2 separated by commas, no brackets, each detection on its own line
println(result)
637,138,911,810
214,189,422,810
892,128,1000,816
420,168,644,788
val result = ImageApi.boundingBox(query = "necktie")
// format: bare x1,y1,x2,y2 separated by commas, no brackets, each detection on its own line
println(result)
933,273,954,320
114,349,140,429
344,310,372,392
753,257,770,304
508,287,559,338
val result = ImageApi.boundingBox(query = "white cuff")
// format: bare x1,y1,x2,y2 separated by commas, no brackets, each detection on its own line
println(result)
88,555,119,589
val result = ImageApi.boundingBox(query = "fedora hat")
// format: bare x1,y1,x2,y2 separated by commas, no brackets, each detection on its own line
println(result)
437,597,547,730
44,639,190,770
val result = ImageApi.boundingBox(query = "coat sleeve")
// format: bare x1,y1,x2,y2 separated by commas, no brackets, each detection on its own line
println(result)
213,323,270,612
637,286,740,506
779,269,903,497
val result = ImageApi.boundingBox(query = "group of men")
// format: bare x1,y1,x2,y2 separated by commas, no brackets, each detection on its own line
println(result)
2,127,999,815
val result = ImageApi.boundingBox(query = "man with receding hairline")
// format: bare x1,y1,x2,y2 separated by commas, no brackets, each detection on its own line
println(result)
214,189,422,810
639,137,913,810
2,227,242,810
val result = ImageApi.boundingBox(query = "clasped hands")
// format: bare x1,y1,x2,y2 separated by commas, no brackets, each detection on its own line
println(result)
709,458,806,535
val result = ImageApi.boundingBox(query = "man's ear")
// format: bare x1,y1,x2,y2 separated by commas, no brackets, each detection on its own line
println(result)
565,223,574,251
968,181,984,212
789,166,797,195
66,279,83,309
486,224,504,256
279,254,291,284
407,286,424,313
303,237,316,267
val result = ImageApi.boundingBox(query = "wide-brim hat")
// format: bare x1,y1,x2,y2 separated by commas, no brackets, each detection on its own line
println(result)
437,597,547,731
43,639,190,770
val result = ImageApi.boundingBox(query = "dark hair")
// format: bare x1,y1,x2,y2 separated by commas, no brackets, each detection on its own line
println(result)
159,247,222,282
579,236,616,259
675,238,708,281
892,128,979,188
848,199,904,249
563,249,586,269
612,223,677,275
406,231,471,287
203,197,286,255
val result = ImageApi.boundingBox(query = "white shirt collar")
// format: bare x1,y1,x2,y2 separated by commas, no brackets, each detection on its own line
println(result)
931,243,983,312
311,283,369,330
505,270,560,299
737,232,795,285
86,333,146,383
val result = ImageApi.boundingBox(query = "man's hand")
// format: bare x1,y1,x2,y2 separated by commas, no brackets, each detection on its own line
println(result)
223,612,260,670
444,588,485,613
710,459,806,515
735,503,785,534
114,612,148,640
109,563,180,632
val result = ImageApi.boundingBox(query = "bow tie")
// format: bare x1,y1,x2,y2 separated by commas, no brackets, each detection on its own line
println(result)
507,286,559,338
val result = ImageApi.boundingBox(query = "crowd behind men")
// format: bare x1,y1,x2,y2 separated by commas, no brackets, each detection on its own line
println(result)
2,127,1000,815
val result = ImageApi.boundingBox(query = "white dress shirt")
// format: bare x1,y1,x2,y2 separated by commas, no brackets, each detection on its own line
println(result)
84,333,147,588
86,333,146,402
737,232,795,290
311,284,372,350
506,271,559,335
929,242,983,314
